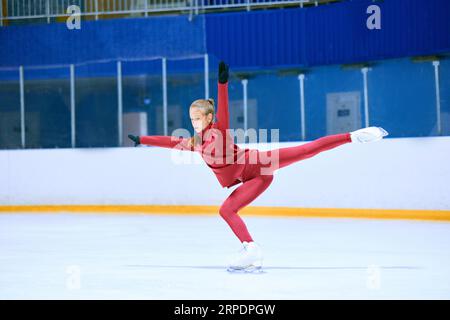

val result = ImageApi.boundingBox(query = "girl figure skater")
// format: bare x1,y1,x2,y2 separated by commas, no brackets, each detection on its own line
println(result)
128,61,388,273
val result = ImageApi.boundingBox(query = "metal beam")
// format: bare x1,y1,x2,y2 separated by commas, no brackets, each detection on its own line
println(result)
162,57,168,136
19,66,25,148
70,64,76,148
361,67,370,128
298,74,306,140
117,61,123,146
433,61,442,135
204,54,209,100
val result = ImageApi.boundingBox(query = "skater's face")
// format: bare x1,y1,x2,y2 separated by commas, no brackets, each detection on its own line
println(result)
190,107,213,134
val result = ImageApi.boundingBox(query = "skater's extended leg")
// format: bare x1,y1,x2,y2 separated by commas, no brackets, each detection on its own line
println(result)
258,132,352,172
219,174,274,243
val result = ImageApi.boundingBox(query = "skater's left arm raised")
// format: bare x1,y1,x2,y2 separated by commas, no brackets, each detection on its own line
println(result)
216,61,230,132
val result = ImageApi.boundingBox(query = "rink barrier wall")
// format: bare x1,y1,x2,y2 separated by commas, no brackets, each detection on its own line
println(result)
1,136,449,219
0,205,450,222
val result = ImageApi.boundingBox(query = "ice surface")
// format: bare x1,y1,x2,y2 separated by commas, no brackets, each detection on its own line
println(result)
1,213,449,299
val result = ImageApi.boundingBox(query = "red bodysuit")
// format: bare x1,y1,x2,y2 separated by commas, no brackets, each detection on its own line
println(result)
140,81,352,243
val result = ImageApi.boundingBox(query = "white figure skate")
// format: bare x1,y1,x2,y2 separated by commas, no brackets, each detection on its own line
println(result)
227,241,263,273
350,126,389,143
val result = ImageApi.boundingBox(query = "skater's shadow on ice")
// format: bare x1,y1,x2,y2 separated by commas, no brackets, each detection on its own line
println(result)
125,265,421,271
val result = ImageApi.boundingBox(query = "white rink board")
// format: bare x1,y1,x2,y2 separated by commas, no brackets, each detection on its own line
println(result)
1,136,450,210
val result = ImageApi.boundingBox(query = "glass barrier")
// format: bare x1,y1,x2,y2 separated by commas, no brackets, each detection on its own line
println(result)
167,58,205,138
122,59,162,146
75,61,118,148
304,64,363,140
0,55,449,151
440,59,450,136
245,71,301,142
0,69,21,149
368,58,437,138
23,66,71,148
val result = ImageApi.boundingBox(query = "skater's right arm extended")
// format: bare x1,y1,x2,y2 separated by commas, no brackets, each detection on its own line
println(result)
128,134,193,151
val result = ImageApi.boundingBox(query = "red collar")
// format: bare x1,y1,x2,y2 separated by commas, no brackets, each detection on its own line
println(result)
200,122,214,136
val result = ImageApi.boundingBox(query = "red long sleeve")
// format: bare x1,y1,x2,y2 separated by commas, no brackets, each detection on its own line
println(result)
216,82,229,131
140,135,193,151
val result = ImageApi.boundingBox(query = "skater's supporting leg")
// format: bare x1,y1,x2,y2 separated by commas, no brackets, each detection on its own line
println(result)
258,132,352,172
219,174,274,242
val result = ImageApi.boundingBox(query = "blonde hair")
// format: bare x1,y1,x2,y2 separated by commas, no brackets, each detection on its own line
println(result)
188,98,215,148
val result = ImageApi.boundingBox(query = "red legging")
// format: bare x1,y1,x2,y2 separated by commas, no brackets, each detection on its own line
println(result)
219,132,352,242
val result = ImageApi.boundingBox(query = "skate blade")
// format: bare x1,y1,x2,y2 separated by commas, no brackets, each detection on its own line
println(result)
227,265,264,274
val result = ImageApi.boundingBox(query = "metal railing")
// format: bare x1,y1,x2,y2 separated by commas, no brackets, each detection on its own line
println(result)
0,0,327,25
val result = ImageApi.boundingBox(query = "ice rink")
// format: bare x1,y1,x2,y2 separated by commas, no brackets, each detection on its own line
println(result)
1,213,449,299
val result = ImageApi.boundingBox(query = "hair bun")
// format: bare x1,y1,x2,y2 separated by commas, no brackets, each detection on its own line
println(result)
207,98,215,105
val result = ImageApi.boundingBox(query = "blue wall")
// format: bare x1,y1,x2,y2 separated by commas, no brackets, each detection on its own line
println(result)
206,0,450,68
1,0,449,70
0,15,206,68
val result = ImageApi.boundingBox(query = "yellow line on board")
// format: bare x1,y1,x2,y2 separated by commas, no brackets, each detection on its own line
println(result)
0,205,449,222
